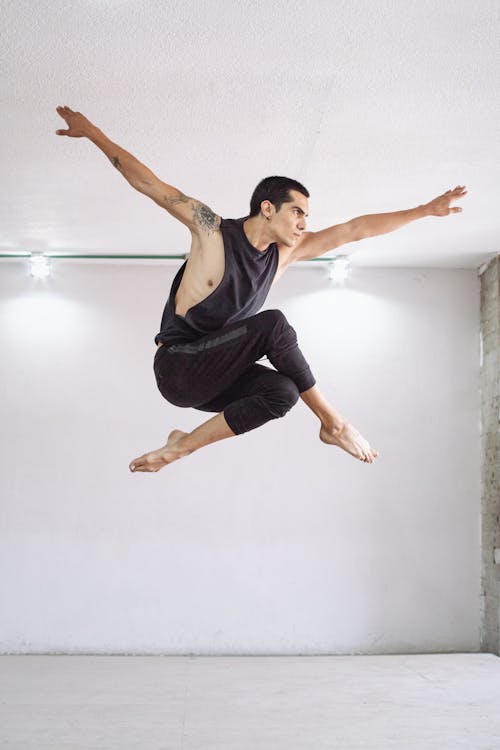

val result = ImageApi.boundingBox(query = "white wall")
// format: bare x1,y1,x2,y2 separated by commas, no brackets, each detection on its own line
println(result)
0,261,481,654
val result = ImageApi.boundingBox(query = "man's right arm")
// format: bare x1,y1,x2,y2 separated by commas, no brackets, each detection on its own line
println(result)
55,105,220,235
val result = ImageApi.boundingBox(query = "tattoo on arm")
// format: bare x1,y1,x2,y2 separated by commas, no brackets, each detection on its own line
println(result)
161,192,220,233
111,156,123,171
163,191,190,206
192,201,220,234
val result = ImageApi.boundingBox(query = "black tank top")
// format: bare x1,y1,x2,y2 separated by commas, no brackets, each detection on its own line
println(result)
155,217,280,346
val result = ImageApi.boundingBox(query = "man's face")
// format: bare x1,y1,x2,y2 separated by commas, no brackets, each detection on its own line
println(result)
266,190,309,247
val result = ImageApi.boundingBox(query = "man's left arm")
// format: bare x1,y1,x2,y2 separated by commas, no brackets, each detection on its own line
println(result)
292,185,468,262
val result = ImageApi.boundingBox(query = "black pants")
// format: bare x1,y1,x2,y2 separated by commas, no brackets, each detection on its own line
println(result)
153,309,316,435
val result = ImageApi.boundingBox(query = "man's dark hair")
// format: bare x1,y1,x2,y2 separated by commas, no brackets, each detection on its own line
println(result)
249,176,309,217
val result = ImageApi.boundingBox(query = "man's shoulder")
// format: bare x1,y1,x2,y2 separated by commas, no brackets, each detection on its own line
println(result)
220,216,244,227
219,217,250,245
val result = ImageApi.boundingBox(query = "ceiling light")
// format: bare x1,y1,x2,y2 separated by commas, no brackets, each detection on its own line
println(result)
29,253,51,279
328,255,351,284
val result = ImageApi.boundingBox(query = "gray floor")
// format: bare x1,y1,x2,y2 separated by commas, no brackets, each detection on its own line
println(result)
1,654,499,749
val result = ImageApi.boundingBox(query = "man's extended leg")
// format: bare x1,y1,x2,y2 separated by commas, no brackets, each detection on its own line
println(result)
129,413,234,473
130,370,378,472
130,309,378,471
129,390,378,472
130,365,299,472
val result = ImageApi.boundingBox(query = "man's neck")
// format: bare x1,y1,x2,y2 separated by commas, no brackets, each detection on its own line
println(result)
242,215,275,253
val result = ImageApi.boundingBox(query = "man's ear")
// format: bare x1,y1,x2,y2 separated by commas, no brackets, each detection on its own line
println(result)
260,200,274,220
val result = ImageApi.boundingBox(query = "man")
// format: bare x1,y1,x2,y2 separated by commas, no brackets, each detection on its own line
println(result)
55,105,467,473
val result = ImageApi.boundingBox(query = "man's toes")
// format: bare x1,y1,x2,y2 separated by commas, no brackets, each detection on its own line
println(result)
129,456,146,472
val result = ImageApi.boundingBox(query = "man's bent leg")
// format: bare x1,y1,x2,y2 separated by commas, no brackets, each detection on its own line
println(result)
154,310,315,411
129,412,235,473
130,367,299,473
129,383,378,472
300,385,379,464
144,312,377,470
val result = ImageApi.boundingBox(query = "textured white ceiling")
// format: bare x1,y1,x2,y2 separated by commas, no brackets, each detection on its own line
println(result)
1,0,499,268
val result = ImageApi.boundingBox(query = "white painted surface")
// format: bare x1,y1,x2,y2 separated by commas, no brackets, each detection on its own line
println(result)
1,0,499,268
0,261,481,653
1,654,499,749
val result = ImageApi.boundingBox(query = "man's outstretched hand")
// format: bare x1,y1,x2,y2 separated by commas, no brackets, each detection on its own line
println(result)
424,185,468,217
55,105,95,138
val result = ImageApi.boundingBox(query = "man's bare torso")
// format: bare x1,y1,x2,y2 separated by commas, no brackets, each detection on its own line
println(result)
174,221,291,320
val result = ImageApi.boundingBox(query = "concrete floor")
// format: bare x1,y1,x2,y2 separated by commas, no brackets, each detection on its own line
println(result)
1,654,499,749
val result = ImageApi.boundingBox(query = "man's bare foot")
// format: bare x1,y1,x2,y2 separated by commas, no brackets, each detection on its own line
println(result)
320,421,379,464
129,429,190,473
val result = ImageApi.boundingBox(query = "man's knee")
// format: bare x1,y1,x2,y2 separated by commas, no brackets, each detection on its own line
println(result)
265,374,300,418
258,309,298,350
259,308,290,330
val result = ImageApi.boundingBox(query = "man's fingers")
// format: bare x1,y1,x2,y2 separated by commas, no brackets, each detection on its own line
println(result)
445,185,467,196
451,207,462,213
56,108,72,127
56,105,76,121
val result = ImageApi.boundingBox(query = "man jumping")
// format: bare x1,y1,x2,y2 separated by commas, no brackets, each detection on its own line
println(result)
56,105,467,472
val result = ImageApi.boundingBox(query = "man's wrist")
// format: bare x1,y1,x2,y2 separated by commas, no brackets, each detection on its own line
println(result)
417,203,431,218
87,125,106,144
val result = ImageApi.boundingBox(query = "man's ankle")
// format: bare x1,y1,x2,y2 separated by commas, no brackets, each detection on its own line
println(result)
322,415,346,434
